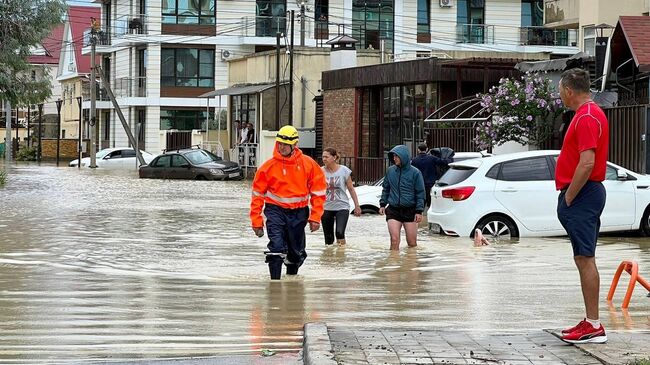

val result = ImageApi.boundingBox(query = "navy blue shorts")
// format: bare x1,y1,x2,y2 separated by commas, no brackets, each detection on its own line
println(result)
557,181,606,257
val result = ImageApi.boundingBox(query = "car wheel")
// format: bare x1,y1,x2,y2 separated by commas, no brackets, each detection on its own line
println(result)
640,206,650,236
474,215,519,239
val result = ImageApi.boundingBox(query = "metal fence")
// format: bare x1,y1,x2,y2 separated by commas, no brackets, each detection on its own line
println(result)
340,156,388,186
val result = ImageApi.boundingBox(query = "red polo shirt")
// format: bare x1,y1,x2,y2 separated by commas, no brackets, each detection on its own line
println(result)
555,101,609,190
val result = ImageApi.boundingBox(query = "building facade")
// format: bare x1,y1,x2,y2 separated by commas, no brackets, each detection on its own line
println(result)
81,0,579,157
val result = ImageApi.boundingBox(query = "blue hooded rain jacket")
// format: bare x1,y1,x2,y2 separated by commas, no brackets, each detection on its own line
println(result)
379,145,426,214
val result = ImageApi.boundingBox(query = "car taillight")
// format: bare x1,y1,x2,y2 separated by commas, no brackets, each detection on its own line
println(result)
441,186,475,201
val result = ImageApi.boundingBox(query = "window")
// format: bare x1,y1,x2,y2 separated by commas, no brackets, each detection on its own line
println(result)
352,0,394,52
499,157,552,181
583,26,596,56
436,166,478,186
486,164,499,179
121,149,136,158
162,0,215,24
256,0,287,36
521,0,543,27
457,0,485,43
161,48,214,87
152,155,171,167
171,154,189,167
160,109,214,130
315,0,328,38
231,94,258,144
417,0,430,35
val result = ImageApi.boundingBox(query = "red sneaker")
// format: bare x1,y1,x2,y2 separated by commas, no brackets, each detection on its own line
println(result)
561,323,607,344
562,319,587,334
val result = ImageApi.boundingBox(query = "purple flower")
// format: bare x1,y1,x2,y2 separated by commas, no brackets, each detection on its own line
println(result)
511,99,520,106
526,115,533,121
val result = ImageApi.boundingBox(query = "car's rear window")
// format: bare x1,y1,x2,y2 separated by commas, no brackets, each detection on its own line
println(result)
435,166,477,186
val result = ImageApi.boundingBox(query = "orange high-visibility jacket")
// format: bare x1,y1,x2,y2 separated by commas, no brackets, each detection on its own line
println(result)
250,144,327,228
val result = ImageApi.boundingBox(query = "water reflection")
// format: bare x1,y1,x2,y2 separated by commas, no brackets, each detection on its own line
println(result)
0,163,649,362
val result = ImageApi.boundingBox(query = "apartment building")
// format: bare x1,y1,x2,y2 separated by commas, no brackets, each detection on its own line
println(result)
83,0,579,155
544,0,650,55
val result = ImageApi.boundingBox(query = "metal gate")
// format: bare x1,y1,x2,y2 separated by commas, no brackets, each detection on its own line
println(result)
604,105,650,174
165,131,191,151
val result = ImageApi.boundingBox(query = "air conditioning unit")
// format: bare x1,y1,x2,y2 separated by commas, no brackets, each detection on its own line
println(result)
440,0,453,7
220,49,232,61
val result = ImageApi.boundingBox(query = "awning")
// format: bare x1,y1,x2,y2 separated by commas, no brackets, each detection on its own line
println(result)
199,82,287,98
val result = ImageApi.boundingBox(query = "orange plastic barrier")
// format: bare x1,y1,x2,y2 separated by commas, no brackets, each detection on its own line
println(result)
607,260,650,309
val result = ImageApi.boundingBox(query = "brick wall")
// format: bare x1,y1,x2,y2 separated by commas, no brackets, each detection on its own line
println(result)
41,139,79,159
322,88,356,158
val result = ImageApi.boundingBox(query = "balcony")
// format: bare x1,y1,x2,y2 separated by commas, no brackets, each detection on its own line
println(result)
114,77,147,98
114,14,148,37
81,14,149,53
242,15,287,38
456,24,495,44
520,27,578,46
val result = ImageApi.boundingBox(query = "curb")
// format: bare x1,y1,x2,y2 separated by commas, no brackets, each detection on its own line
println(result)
303,322,338,365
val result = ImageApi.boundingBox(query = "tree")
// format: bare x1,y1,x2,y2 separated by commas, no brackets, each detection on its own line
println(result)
0,0,66,106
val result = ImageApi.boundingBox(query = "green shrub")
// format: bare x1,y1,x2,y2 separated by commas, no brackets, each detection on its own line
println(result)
0,169,6,186
16,146,37,161
629,359,650,365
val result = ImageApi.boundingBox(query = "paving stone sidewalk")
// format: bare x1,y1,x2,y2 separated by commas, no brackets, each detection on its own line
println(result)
303,323,650,365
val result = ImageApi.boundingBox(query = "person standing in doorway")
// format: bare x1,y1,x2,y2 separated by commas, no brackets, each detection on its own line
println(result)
246,122,256,143
321,147,361,246
410,143,451,208
240,122,250,145
556,68,609,344
250,125,327,280
379,145,425,250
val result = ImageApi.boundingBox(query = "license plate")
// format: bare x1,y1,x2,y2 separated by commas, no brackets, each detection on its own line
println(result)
430,223,441,234
229,172,240,178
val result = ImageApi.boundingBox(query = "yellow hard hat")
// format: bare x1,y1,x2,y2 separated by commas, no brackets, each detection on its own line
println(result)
276,125,299,145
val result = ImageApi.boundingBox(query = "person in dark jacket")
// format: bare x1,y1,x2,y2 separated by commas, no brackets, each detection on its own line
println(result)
379,145,426,250
411,143,451,208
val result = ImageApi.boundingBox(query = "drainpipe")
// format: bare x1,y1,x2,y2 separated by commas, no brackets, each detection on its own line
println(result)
301,77,306,128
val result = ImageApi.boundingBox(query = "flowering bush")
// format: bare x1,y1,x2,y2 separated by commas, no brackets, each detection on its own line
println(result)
474,72,564,150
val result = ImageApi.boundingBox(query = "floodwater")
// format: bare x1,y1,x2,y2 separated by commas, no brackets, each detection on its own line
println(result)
0,163,649,363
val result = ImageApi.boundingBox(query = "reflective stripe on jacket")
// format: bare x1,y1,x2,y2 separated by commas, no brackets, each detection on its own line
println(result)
250,143,327,228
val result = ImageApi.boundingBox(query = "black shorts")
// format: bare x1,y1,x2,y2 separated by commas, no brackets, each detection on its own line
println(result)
385,206,417,223
557,181,606,257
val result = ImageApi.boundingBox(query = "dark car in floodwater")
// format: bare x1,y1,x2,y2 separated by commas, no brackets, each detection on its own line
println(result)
139,147,242,180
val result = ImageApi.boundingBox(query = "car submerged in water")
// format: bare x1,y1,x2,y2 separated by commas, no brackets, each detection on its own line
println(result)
69,147,156,169
139,147,242,180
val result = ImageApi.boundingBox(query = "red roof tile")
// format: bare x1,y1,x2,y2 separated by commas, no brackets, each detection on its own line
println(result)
67,6,101,74
28,23,64,65
618,16,650,72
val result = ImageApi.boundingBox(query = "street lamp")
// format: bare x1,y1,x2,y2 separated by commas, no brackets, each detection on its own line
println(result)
76,96,82,169
37,103,43,162
55,98,63,166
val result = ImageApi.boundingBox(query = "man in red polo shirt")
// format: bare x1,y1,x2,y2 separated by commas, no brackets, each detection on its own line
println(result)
556,68,609,344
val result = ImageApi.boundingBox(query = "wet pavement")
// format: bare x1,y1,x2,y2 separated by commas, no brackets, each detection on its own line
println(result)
304,324,650,365
0,163,649,363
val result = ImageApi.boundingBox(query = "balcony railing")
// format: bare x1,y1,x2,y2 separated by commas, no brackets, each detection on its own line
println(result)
520,27,577,46
456,24,495,44
83,28,112,47
241,16,287,37
114,14,148,36
114,77,147,98
82,85,110,101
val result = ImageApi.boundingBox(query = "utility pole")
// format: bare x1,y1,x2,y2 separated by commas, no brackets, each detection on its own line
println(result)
4,101,11,161
89,20,98,168
27,105,31,148
300,1,305,47
76,96,82,169
275,32,281,130
289,10,295,126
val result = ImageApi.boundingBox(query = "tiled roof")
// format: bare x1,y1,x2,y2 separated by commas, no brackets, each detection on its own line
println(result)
618,16,650,72
28,23,64,65
68,6,101,74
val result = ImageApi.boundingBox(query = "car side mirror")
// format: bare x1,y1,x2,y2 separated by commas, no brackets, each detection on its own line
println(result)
617,169,628,180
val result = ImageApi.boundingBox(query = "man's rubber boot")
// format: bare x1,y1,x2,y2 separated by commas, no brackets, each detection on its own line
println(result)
286,264,299,275
267,256,283,280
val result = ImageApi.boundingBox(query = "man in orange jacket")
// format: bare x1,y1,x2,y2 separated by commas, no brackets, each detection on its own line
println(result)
250,125,327,279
